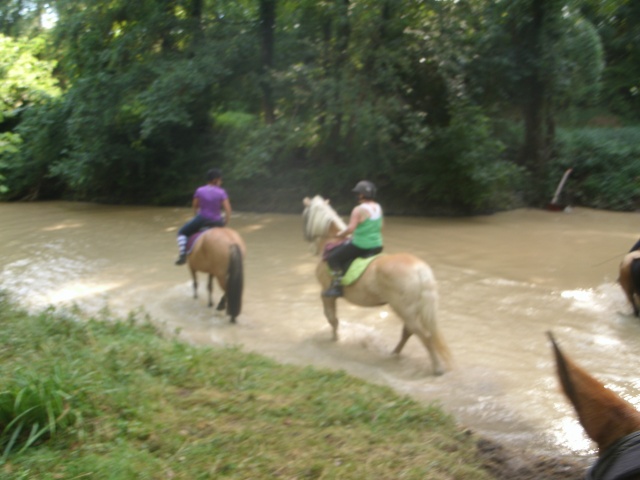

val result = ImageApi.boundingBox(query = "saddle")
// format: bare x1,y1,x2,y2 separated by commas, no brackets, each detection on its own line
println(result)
321,241,382,286
340,255,381,286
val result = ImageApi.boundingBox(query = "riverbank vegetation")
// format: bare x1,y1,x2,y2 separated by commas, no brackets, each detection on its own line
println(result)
1,1,639,214
0,293,588,479
0,293,485,478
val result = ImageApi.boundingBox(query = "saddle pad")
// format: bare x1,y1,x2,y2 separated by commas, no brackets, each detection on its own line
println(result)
186,226,220,254
186,231,204,254
341,255,380,286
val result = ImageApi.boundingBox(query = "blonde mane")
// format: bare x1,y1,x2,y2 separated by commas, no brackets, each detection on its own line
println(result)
303,195,347,243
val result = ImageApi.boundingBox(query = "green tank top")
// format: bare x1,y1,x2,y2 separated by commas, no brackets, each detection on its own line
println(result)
352,204,383,249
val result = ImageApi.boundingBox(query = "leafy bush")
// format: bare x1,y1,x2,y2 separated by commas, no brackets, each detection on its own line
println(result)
0,34,62,200
554,127,640,210
390,103,525,214
0,370,78,459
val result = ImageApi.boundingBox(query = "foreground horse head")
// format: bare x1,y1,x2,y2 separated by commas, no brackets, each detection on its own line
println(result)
302,195,452,375
548,332,640,479
618,251,640,317
187,227,245,323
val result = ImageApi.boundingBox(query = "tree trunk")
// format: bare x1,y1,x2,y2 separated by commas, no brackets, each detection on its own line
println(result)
328,0,350,157
259,0,276,124
521,0,548,202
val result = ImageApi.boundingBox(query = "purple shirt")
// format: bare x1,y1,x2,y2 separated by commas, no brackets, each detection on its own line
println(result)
194,185,228,222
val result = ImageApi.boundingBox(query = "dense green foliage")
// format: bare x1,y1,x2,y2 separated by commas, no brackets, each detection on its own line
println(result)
0,0,639,213
555,127,640,210
0,294,498,478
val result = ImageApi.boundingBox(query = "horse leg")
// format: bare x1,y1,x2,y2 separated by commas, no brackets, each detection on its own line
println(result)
207,274,213,308
392,326,412,355
190,269,198,299
216,295,227,312
389,301,444,375
627,290,639,317
412,330,445,376
321,296,339,340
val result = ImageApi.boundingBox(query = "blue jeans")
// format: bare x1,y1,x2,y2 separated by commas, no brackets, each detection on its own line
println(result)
178,214,224,238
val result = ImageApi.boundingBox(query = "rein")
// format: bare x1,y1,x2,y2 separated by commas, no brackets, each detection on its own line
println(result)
587,431,640,480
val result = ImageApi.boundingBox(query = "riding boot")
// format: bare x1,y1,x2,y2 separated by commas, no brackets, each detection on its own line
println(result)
322,272,344,297
175,235,188,265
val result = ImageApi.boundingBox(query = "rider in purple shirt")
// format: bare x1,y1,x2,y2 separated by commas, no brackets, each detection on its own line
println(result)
175,168,232,265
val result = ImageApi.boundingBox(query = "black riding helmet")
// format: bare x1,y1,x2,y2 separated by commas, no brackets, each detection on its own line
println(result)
207,168,222,182
352,180,376,199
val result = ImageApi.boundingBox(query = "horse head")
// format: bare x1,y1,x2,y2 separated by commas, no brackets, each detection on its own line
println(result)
302,196,347,253
548,332,640,479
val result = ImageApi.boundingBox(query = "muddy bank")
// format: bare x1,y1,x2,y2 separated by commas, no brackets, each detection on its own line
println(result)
477,437,590,479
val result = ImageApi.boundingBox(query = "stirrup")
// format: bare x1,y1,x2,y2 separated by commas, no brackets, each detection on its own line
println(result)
175,253,187,265
322,282,343,297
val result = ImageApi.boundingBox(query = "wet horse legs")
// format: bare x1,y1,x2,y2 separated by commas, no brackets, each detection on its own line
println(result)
321,296,339,340
392,326,444,376
392,326,412,355
190,269,198,300
190,271,215,308
207,274,213,307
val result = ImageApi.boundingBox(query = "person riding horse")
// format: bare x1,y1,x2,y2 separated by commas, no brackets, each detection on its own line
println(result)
322,180,384,297
175,168,232,265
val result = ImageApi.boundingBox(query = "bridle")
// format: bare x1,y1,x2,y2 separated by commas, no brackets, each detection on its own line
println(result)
587,431,640,480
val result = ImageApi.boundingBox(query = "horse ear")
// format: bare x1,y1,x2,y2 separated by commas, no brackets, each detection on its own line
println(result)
303,197,311,206
548,332,640,454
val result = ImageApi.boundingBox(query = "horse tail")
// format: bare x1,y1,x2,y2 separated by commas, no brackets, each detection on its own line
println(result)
226,244,244,320
416,266,453,369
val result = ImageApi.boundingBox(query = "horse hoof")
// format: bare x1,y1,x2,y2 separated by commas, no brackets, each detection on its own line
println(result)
230,317,236,324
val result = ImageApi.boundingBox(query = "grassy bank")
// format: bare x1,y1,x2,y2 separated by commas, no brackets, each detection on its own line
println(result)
0,293,585,479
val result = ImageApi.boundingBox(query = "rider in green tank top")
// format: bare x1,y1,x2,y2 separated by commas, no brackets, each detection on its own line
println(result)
323,180,383,297
352,211,383,250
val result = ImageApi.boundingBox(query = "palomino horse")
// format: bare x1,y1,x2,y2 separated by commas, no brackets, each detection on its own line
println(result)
619,250,640,317
302,195,452,375
548,332,640,479
187,227,245,323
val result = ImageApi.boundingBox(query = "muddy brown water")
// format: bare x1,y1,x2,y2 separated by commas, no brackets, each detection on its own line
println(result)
2,201,639,464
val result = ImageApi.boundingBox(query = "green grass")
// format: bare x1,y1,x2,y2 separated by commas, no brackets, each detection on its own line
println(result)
0,292,495,479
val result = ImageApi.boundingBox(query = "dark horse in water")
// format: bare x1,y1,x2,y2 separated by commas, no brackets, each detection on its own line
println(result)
186,227,245,323
619,250,640,317
548,332,640,480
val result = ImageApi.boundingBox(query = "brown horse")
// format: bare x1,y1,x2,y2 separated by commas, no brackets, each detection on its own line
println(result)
302,195,451,375
187,227,245,323
619,250,640,317
548,332,640,479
